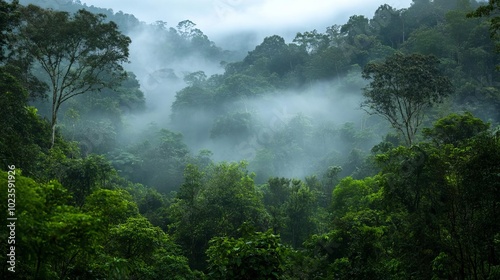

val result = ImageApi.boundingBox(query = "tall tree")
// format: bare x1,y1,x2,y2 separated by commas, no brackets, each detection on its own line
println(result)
361,52,453,145
17,5,130,147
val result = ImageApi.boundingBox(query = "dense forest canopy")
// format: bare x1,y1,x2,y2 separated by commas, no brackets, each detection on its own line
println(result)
1,0,499,279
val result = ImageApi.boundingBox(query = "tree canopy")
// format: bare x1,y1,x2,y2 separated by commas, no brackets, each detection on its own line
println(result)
16,4,131,146
361,52,453,145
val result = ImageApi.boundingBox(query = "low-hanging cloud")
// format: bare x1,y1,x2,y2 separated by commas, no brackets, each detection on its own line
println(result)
82,0,413,43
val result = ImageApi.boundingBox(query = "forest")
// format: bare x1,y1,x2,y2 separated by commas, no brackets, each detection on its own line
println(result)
0,0,499,279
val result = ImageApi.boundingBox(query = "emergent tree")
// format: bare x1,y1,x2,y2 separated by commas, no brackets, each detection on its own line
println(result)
17,5,131,147
361,52,452,145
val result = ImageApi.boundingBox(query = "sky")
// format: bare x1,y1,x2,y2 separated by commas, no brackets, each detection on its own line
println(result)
81,0,414,42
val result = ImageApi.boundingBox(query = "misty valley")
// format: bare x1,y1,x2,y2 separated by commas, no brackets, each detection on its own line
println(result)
1,0,500,279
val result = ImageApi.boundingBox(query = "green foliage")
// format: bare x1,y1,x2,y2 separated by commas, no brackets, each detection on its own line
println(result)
305,45,350,80
16,4,131,146
372,5,405,48
32,141,113,193
199,162,268,236
423,111,490,145
83,188,139,227
374,117,500,279
441,130,500,279
0,69,52,175
0,172,99,278
215,73,274,103
169,161,269,269
58,71,145,154
331,176,381,217
362,52,453,145
301,175,392,280
104,216,195,279
244,35,289,74
172,85,213,114
402,25,452,57
0,0,19,61
260,177,322,248
184,70,208,86
468,0,500,58
0,169,193,278
177,164,203,204
206,228,287,280
293,29,329,54
58,155,115,206
283,181,317,247
116,127,190,192
262,178,292,234
210,112,254,143
125,184,169,230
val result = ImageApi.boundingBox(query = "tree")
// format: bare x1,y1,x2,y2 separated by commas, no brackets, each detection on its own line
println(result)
422,112,490,145
0,0,18,61
361,52,453,145
169,161,268,270
105,216,195,279
283,181,317,247
341,15,371,40
468,0,500,66
0,172,100,279
177,164,203,205
206,227,287,280
262,178,292,234
374,114,500,279
401,26,451,58
210,112,254,146
260,178,319,247
446,131,500,279
17,5,131,147
244,35,288,65
293,29,329,54
127,128,190,192
57,155,115,206
83,188,139,229
302,175,393,280
371,5,406,48
183,70,207,86
0,69,52,175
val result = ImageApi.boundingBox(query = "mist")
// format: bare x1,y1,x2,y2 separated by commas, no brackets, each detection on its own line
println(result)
81,0,413,47
98,2,398,185
19,0,425,189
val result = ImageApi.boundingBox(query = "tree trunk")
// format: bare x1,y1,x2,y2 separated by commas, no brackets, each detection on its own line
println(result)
51,85,58,148
51,110,57,148
51,123,56,148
